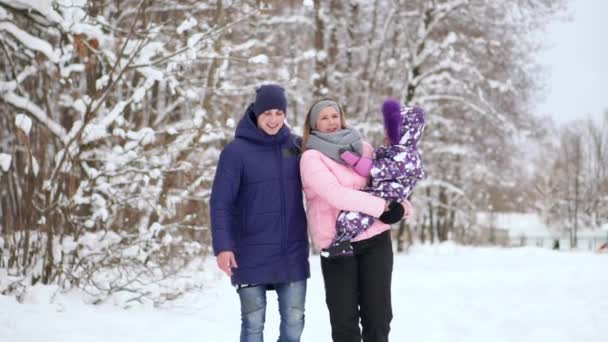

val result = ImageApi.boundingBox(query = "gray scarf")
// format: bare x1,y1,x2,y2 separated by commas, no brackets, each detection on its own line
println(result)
306,128,364,164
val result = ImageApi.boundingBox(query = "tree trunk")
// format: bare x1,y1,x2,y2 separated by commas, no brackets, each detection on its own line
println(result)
313,0,328,98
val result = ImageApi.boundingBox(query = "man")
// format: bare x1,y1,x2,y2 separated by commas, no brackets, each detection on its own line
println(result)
210,84,309,342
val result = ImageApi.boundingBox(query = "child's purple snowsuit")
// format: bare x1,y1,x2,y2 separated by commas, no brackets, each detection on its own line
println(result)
332,106,426,247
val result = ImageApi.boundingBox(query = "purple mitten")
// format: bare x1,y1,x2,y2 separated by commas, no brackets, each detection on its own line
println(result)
340,150,372,176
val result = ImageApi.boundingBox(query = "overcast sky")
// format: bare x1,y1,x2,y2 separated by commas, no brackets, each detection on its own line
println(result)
534,0,608,124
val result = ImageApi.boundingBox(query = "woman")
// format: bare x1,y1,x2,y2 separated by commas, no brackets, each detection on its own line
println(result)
210,84,309,342
299,99,412,342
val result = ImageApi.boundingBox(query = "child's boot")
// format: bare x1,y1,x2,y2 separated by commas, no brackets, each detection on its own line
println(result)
321,240,354,258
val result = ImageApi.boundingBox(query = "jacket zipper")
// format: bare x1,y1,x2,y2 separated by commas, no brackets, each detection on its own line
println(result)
277,142,288,272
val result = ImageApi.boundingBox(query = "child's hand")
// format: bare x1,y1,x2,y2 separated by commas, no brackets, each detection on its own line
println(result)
339,148,361,166
379,201,405,224
340,149,372,176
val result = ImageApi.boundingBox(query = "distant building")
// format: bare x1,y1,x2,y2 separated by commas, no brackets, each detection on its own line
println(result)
478,226,510,246
477,212,608,250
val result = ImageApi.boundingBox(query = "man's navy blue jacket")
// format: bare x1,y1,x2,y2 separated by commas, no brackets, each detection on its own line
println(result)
210,104,310,285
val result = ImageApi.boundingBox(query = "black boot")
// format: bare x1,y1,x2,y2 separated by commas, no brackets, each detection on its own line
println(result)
321,240,354,258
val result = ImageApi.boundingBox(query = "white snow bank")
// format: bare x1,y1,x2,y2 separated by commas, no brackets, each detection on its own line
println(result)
0,245,606,342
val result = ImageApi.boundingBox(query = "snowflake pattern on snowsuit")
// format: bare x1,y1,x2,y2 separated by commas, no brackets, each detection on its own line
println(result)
332,106,426,245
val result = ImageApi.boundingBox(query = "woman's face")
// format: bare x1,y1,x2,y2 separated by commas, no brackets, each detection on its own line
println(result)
257,109,285,135
315,106,342,133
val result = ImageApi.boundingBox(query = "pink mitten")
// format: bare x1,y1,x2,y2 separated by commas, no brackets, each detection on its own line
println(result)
353,157,372,176
340,150,360,166
340,150,372,176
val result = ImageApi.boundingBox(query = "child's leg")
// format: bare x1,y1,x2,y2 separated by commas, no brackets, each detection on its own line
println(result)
335,211,375,242
364,183,410,204
322,211,375,258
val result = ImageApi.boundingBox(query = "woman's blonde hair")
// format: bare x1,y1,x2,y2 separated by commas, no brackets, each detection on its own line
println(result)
301,98,347,150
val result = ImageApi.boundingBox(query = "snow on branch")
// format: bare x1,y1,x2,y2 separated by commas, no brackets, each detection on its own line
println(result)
2,92,67,143
419,93,515,133
83,79,157,144
421,177,466,196
127,11,257,69
411,64,459,87
432,145,470,156
420,93,487,113
487,78,515,94
15,113,32,136
0,65,36,93
434,0,469,15
0,0,63,25
413,31,459,68
428,0,469,35
0,22,60,63
0,153,11,172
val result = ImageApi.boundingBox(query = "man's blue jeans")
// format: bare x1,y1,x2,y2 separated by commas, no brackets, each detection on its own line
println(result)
237,280,307,342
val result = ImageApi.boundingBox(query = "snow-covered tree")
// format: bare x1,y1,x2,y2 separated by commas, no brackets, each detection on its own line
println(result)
1,0,572,302
0,0,266,303
533,114,608,246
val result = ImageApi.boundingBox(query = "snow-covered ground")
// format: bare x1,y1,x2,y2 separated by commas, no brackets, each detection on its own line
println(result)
1,243,606,342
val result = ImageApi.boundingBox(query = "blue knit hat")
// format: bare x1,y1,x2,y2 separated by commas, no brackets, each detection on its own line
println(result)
253,84,287,117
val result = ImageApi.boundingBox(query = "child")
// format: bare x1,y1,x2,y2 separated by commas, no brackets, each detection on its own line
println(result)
321,99,426,258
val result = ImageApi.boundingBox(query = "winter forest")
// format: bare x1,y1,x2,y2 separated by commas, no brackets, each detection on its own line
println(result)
1,0,607,326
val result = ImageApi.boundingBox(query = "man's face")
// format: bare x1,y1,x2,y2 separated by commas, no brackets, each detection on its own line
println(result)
257,109,286,135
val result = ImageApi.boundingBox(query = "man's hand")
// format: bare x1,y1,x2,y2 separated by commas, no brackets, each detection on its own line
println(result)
216,251,238,277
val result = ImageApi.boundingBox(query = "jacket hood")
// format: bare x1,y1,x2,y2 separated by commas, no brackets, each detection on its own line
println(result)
235,103,290,145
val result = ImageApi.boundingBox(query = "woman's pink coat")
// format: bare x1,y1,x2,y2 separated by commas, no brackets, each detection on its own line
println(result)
300,142,390,250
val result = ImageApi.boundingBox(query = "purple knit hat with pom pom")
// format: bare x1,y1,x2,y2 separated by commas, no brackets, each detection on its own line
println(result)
382,99,402,145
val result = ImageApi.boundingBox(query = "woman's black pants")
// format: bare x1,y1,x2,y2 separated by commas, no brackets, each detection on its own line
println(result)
321,230,394,342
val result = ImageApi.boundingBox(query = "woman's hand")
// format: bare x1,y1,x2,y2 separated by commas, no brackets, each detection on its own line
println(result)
216,251,238,277
401,199,414,220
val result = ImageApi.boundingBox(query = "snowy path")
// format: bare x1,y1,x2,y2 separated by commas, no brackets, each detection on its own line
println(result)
1,244,607,342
